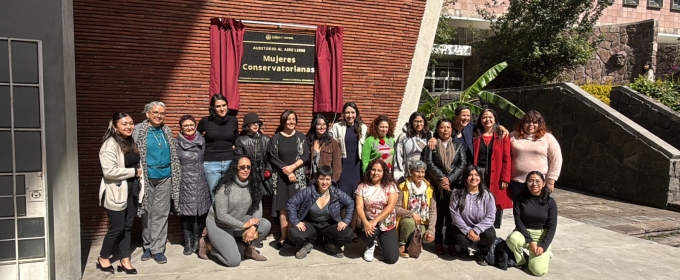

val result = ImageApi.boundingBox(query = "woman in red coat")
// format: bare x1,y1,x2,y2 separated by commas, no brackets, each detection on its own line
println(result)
472,109,512,228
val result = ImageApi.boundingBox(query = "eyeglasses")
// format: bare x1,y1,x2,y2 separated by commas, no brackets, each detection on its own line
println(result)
237,165,252,171
182,124,196,128
412,120,424,124
316,124,327,128
150,111,166,117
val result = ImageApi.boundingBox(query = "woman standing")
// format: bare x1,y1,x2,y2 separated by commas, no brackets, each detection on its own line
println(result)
356,159,399,264
235,112,272,195
176,115,211,257
395,160,436,258
268,110,310,249
330,102,367,197
450,165,497,266
393,112,432,183
306,114,342,184
422,118,467,255
472,109,512,228
198,94,239,197
97,112,143,275
506,171,558,277
207,156,270,267
361,115,396,173
509,110,562,199
286,166,355,259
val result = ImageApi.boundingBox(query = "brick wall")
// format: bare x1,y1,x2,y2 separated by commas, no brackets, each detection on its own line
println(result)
74,0,428,241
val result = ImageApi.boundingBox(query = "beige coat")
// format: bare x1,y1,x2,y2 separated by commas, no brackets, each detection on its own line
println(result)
329,122,368,159
98,137,145,211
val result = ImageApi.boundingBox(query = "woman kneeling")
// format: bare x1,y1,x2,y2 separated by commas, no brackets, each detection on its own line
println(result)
287,165,355,259
450,165,497,266
506,171,557,277
395,160,436,258
207,156,271,267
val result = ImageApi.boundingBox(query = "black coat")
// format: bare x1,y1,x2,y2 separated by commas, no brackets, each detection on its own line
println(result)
234,132,272,176
421,140,467,194
176,133,211,216
485,237,517,270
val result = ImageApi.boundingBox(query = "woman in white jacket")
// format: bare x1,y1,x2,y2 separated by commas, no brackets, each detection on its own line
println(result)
96,112,145,275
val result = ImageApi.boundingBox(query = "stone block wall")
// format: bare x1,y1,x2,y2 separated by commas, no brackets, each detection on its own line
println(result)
562,19,657,85
487,83,680,208
657,44,680,79
610,86,680,151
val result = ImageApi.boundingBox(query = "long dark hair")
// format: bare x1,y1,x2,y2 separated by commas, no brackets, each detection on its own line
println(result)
406,111,430,138
103,112,138,154
520,171,551,205
213,155,263,213
307,114,332,146
367,115,395,139
208,94,228,120
275,110,297,133
474,109,500,137
360,159,396,188
453,165,488,212
342,102,364,140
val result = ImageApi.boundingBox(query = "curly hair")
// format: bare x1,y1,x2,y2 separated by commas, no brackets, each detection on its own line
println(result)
515,110,550,140
213,155,264,213
360,159,396,188
367,115,395,139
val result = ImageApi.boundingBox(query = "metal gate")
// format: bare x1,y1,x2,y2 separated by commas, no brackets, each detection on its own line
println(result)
0,38,49,280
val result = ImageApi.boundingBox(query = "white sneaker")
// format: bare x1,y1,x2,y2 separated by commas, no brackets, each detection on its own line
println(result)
363,244,375,262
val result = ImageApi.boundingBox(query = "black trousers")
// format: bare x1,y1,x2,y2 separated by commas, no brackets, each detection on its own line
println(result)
434,191,456,245
181,214,207,239
100,188,136,259
289,220,354,247
453,226,497,253
359,227,399,264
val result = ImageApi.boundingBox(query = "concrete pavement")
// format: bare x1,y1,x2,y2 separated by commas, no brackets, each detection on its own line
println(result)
82,208,680,279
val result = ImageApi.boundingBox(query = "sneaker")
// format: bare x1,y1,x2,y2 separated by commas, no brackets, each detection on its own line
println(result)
153,253,167,264
458,248,470,259
141,249,152,261
325,243,344,258
295,243,313,259
475,252,488,266
363,244,376,262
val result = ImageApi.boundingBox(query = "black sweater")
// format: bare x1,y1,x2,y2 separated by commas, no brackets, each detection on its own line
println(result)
513,195,557,251
197,115,238,161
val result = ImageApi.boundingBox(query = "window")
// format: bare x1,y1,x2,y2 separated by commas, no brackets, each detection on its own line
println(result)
648,0,663,8
673,0,680,10
605,0,614,5
424,59,465,93
623,0,638,6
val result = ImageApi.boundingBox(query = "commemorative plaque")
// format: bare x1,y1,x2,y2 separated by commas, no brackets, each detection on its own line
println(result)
239,31,315,84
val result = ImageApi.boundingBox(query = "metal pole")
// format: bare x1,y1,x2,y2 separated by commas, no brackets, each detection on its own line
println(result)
216,18,317,29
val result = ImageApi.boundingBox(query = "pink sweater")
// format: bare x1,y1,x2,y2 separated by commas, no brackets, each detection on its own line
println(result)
509,131,563,182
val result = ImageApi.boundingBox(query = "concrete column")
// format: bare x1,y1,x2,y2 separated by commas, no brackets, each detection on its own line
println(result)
396,0,444,130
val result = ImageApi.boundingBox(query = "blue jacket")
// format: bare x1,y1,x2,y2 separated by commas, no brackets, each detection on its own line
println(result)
286,183,355,226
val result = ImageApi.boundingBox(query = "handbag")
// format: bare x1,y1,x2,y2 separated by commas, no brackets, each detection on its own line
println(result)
254,136,274,196
407,226,423,258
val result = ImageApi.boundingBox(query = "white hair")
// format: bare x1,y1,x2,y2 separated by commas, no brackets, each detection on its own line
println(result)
142,101,166,114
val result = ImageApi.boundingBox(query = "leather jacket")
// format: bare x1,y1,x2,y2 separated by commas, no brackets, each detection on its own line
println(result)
234,132,272,176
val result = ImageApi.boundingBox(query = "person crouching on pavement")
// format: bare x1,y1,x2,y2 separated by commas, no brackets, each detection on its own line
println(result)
395,160,436,258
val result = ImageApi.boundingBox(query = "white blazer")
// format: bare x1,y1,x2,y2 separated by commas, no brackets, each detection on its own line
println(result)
98,137,145,211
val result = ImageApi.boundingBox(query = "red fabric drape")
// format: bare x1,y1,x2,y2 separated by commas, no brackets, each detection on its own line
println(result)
210,18,245,110
314,25,344,113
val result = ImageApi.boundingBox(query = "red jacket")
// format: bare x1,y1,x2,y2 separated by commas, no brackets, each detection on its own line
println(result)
473,133,513,210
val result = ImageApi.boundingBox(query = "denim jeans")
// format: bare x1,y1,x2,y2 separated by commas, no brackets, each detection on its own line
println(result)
204,160,231,200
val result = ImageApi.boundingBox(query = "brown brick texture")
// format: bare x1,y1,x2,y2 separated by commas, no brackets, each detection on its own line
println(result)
74,0,427,242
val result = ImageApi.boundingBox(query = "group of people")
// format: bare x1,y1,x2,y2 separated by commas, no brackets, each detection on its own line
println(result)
95,94,563,277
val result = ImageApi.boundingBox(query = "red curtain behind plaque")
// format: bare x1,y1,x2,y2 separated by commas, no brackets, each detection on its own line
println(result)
210,18,245,110
314,26,344,113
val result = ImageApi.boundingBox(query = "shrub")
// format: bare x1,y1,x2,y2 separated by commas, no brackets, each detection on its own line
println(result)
629,76,680,112
580,83,612,105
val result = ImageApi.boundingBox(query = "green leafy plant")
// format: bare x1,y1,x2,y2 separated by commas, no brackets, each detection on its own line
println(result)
419,62,525,129
580,83,612,105
629,76,680,112
472,0,607,87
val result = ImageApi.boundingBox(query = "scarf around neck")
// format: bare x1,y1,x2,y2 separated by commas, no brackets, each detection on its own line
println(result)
407,179,429,221
437,138,456,174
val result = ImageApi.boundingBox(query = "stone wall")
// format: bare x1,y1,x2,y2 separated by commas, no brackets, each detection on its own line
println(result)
562,20,657,85
610,86,680,151
656,44,680,80
487,83,680,208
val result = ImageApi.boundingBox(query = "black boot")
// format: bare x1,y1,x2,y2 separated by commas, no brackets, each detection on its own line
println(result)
494,210,503,229
183,230,193,255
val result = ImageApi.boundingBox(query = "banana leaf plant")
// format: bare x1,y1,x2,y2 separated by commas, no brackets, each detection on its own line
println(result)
418,61,525,130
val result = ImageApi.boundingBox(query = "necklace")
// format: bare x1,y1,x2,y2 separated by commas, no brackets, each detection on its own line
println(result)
320,190,330,199
151,129,165,149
